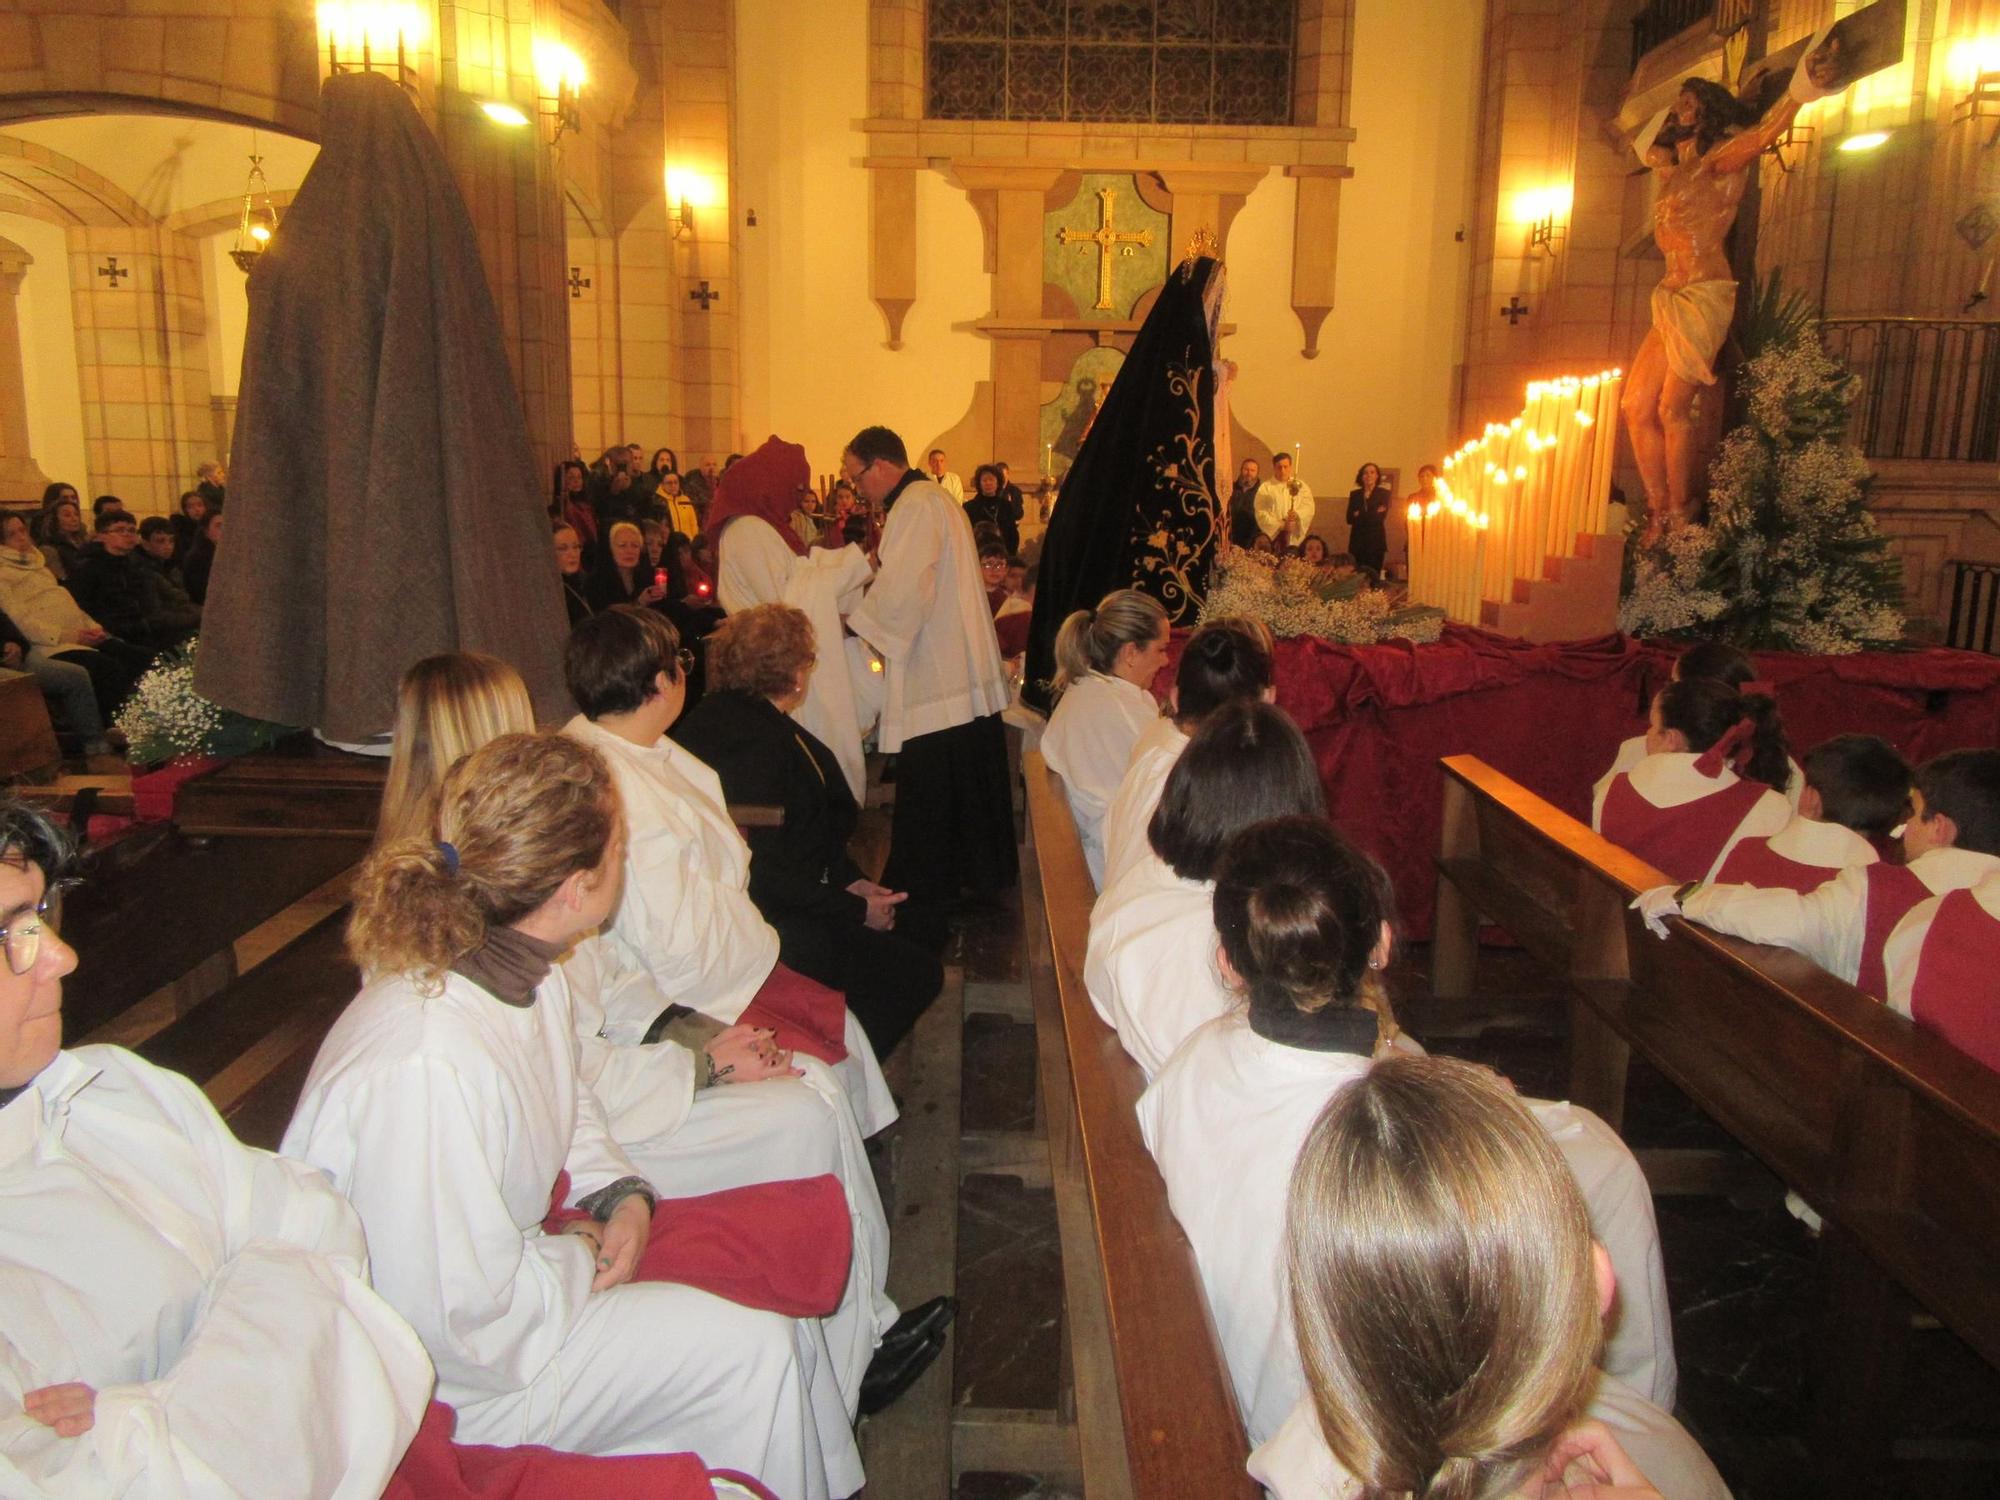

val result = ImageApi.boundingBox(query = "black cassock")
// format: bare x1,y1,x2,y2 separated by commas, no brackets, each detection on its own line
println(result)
1023,255,1226,714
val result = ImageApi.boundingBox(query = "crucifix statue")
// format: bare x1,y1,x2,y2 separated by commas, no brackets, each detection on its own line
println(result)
1059,186,1155,312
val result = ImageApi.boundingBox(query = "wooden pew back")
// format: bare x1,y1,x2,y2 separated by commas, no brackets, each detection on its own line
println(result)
1021,751,1257,1499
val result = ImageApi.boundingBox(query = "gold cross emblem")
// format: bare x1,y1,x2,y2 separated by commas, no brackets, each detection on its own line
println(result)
1058,186,1155,312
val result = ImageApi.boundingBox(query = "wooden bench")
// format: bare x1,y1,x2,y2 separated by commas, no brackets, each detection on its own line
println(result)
1021,750,1257,1499
1431,753,2000,1499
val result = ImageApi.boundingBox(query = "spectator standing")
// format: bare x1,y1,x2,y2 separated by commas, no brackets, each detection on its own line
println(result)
1254,452,1314,545
925,449,964,502
963,465,1020,556
1228,459,1262,549
1345,462,1393,578
194,459,226,512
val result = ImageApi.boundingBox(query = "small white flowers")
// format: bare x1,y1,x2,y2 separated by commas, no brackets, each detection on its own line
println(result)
114,638,227,765
1199,553,1442,644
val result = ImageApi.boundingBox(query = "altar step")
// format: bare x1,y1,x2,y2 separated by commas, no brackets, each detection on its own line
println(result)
174,740,387,838
1479,531,1624,643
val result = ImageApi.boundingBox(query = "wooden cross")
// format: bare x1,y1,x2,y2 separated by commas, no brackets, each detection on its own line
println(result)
1059,187,1155,311
688,280,720,310
97,257,129,289
1499,295,1530,326
567,267,591,299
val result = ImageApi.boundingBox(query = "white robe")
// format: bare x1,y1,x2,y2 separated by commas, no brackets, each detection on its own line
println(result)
0,1046,431,1499
564,715,898,1138
283,968,863,1498
1248,1374,1729,1500
715,515,878,801
1099,717,1188,895
1885,870,2000,1019
1253,479,1315,542
560,938,896,1411
1605,732,1804,810
1041,672,1163,888
1083,848,1232,1081
1686,845,2000,988
1590,750,1792,883
1137,1013,1676,1447
847,478,1010,753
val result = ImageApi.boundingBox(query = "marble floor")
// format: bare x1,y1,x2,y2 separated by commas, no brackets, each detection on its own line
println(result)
936,888,2000,1500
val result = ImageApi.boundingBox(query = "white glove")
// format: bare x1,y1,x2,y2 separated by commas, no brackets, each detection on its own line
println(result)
1631,884,1684,940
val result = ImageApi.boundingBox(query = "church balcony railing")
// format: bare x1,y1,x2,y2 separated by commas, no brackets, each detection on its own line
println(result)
1945,560,2000,654
1631,0,1755,72
1820,317,2000,464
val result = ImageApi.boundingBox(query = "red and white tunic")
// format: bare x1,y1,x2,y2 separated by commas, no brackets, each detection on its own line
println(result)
1592,752,1790,884
1884,872,2000,1073
1604,733,1803,809
1683,846,2000,999
1712,814,1878,894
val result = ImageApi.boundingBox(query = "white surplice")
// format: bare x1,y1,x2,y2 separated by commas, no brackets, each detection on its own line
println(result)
561,937,896,1412
0,1046,431,1499
1099,717,1188,895
564,714,898,1137
1603,732,1804,810
1885,870,2000,1019
1590,750,1792,882
1083,847,1231,1081
1041,672,1164,887
1137,1013,1677,1448
283,968,863,1498
1248,1373,1729,1500
715,515,878,801
1253,479,1315,542
846,477,1010,753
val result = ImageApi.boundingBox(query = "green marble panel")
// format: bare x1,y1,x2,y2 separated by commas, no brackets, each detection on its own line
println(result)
1043,173,1168,322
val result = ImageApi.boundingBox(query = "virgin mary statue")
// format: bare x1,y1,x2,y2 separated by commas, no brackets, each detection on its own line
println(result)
1022,252,1233,714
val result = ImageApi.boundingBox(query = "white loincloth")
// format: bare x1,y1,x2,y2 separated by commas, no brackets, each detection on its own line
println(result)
1650,278,1737,387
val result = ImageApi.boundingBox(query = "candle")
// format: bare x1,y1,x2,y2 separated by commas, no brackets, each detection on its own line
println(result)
1046,442,1054,474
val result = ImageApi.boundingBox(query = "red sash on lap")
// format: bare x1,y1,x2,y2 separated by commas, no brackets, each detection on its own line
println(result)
1910,890,2000,1073
735,962,849,1064
384,1400,783,1499
545,1169,853,1317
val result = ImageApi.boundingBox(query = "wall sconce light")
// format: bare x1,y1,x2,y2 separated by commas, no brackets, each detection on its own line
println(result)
228,149,280,273
666,168,716,241
1838,130,1891,154
317,1,425,85
479,99,532,128
1949,39,2000,144
534,39,586,143
1514,184,1571,256
1762,122,1815,172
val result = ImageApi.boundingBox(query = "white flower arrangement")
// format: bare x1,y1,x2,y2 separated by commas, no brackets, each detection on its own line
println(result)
113,637,289,767
1200,552,1445,645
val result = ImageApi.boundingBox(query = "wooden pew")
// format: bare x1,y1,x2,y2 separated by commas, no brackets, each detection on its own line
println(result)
1020,751,1257,1499
1431,753,2000,1498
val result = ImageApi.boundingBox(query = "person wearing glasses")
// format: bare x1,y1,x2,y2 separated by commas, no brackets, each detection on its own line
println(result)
61,509,200,654
0,799,435,1494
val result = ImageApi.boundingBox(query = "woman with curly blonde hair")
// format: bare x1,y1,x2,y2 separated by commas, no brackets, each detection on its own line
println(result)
284,732,862,1495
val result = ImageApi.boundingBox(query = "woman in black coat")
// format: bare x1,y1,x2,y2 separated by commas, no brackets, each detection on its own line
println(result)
1345,461,1393,578
673,603,945,1056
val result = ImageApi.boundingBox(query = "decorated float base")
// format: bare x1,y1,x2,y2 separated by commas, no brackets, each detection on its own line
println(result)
1475,532,1624,644
1167,626,2000,940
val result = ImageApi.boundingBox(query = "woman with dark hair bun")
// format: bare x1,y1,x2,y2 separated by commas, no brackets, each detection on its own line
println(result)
1099,616,1275,892
1083,698,1325,1077
1594,676,1793,883
1136,815,1685,1469
1601,642,1801,803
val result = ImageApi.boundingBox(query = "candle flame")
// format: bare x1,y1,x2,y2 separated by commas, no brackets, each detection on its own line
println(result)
1407,502,1423,522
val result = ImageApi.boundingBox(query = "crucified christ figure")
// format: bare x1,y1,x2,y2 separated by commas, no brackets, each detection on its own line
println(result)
1622,77,1801,539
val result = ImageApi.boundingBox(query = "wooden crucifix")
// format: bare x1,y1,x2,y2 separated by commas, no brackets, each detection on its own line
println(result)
1059,187,1155,312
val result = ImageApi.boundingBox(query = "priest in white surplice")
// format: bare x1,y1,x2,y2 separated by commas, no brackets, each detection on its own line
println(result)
1253,452,1314,544
843,425,1017,911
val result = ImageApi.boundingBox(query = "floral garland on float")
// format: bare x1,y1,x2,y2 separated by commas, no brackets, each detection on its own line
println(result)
1619,277,1905,654
1199,551,1446,644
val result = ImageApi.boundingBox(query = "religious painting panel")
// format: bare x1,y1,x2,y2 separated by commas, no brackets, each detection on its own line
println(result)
1040,344,1126,478
1044,172,1169,320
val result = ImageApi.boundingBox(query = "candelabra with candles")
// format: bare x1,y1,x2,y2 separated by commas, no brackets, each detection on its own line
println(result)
1406,368,1624,624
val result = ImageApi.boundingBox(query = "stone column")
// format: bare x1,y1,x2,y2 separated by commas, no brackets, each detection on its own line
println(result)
0,239,49,504
956,162,1066,474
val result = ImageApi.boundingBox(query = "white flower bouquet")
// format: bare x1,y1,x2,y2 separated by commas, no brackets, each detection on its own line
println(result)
1200,552,1446,645
113,637,291,767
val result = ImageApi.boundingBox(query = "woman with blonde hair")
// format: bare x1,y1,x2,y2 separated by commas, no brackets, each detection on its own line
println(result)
284,732,863,1495
377,652,535,848
1258,1053,1724,1500
1041,587,1171,885
1137,817,1678,1458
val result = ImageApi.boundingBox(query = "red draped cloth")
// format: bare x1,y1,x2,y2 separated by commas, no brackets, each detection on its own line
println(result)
1154,627,2000,938
736,962,849,1064
543,1169,853,1318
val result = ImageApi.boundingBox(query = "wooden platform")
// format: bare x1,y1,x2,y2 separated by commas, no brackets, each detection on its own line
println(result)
173,739,388,837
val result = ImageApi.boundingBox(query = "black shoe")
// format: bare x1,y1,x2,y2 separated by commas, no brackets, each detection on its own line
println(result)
879,1295,957,1355
859,1327,947,1416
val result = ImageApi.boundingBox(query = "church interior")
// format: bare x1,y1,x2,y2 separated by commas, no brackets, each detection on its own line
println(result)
2,2,1999,1499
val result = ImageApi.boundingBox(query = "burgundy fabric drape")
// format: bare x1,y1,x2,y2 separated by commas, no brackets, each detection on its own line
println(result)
196,71,570,740
1153,628,2000,938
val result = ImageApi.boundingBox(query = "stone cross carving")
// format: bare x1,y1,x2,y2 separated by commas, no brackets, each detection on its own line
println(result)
688,280,720,310
1058,187,1155,312
1499,294,1530,326
568,267,591,298
97,257,130,289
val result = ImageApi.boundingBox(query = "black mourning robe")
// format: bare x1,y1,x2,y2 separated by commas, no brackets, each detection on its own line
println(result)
195,71,569,740
1023,255,1225,712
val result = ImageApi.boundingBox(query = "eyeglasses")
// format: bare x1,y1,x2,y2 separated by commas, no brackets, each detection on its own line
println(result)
0,891,61,977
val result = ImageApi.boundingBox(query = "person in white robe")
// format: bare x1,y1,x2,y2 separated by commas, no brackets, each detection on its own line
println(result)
0,802,432,1499
843,425,1016,907
1040,589,1170,886
1086,699,1326,1080
1252,453,1314,544
562,607,896,1138
1256,1050,1720,1500
1098,619,1275,894
284,733,864,1497
710,436,880,801
1139,818,1674,1449
1601,644,1802,808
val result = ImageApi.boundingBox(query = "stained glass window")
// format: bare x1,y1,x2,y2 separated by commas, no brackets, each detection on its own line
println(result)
926,0,1296,124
